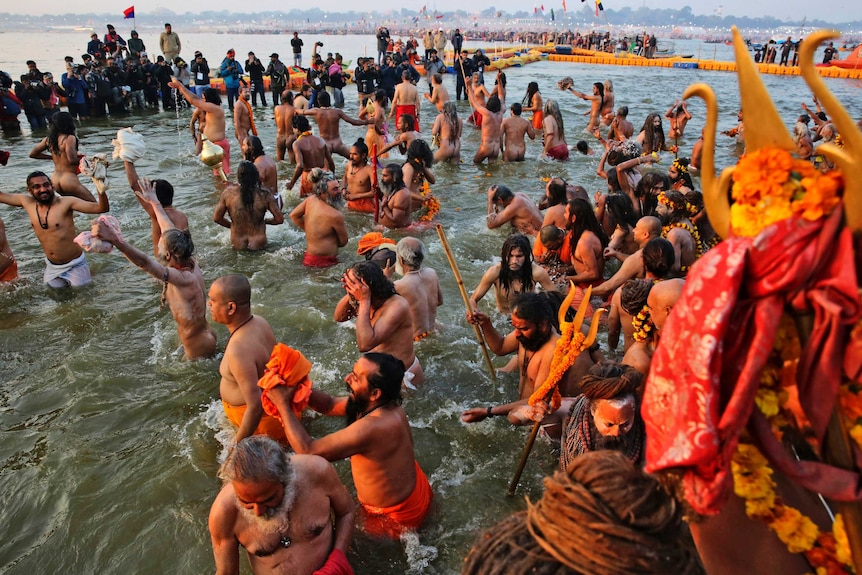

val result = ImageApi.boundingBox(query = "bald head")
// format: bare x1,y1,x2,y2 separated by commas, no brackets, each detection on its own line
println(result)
647,278,685,332
214,274,251,307
635,216,662,243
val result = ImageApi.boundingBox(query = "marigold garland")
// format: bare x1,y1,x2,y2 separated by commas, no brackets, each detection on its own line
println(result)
632,305,654,343
729,147,843,238
417,179,440,222
662,220,703,260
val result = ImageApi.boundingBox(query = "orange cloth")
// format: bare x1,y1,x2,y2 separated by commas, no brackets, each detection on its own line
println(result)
240,97,258,136
0,259,17,282
532,109,544,131
356,232,393,255
347,198,376,213
222,400,287,442
213,138,231,176
360,461,433,538
533,230,573,262
312,549,354,575
258,343,314,421
566,284,595,321
300,170,313,197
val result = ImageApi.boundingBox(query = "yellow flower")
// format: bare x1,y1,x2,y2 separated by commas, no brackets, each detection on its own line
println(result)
755,388,781,418
771,507,819,553
834,514,852,567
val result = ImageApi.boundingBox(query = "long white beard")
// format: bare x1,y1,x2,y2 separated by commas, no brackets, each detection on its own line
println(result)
238,481,296,535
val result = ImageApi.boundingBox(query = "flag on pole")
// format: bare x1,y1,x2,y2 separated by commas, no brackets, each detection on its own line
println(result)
550,8,555,19
123,5,135,18
595,0,603,15
534,4,538,13
541,4,545,11
562,0,567,11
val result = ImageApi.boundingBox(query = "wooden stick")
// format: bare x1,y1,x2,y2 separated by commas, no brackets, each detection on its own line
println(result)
435,224,496,380
508,419,542,497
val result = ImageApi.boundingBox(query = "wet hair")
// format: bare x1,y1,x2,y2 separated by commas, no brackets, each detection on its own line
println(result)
639,113,666,155
363,352,404,406
351,138,368,162
499,234,535,296
443,102,459,142
218,435,294,487
236,161,260,208
374,89,388,105
162,229,194,263
566,198,609,249
316,90,330,107
400,113,415,131
575,140,590,155
510,102,522,115
383,163,405,190
203,88,221,106
406,138,433,168
606,167,622,193
605,194,638,231
153,180,175,206
522,81,539,107
546,179,567,206
292,115,311,132
637,171,671,215
617,105,629,118
308,167,337,196
543,99,564,135
511,291,554,328
26,171,50,189
47,111,77,154
396,237,425,269
246,135,264,159
486,95,501,114
350,261,397,303
282,90,295,105
620,278,654,316
491,185,514,203
643,238,675,279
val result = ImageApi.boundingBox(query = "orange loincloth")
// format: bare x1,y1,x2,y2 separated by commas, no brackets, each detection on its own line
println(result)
360,460,433,538
532,110,544,131
532,231,572,262
312,549,354,575
258,342,314,421
0,259,18,282
300,170,313,197
222,400,287,442
347,198,376,213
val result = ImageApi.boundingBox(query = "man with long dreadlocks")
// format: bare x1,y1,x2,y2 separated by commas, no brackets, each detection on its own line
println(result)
214,161,284,251
92,180,216,359
470,234,556,314
431,101,462,164
461,451,705,575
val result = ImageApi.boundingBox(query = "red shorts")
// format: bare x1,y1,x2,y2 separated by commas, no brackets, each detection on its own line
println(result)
303,252,339,268
546,143,569,160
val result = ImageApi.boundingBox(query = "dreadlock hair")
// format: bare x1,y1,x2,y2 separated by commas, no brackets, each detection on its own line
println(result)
351,138,368,164
442,101,459,143
580,362,642,401
48,111,77,155
543,99,564,136
605,193,638,231
461,450,704,575
621,278,654,316
639,112,666,156
523,81,539,107
637,171,671,216
406,138,433,168
643,238,675,279
246,135,265,159
661,190,688,224
499,234,535,297
566,198,609,250
236,160,260,208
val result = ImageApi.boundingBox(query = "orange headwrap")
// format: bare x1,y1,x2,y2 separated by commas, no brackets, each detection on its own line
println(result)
258,343,313,420
357,232,395,255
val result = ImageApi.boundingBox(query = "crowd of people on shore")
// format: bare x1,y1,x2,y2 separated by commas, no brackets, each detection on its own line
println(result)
2,21,861,575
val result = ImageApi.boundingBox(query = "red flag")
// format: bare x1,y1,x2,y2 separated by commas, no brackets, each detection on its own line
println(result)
562,0,567,11
541,4,545,10
123,5,135,18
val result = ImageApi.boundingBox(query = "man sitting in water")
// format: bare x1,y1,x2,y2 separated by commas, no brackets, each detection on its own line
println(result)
286,115,334,198
209,436,355,575
268,352,433,539
393,237,443,342
470,234,556,314
486,185,543,236
335,261,423,387
0,171,109,288
289,168,347,268
500,103,536,162
378,163,413,229
93,180,216,360
214,161,284,251
208,274,286,443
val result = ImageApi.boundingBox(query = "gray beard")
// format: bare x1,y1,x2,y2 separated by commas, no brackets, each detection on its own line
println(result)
237,481,296,536
380,181,394,197
327,194,345,209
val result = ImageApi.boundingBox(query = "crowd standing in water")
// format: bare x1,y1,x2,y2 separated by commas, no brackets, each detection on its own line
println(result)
2,22,862,575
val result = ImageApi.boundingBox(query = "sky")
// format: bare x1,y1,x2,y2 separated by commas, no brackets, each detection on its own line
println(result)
10,0,862,24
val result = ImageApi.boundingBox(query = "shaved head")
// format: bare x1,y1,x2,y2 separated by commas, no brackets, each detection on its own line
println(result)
647,278,685,332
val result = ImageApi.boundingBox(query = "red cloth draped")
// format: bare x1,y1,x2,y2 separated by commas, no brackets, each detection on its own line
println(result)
642,207,862,515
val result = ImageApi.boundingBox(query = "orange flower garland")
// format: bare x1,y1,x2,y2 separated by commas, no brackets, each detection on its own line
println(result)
418,180,440,222
632,305,654,343
729,147,843,238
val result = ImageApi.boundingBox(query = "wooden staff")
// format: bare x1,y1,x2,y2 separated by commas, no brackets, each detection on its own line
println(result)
371,143,380,224
435,224,496,380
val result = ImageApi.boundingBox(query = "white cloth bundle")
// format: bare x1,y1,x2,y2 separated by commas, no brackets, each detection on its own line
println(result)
74,215,124,253
112,127,146,163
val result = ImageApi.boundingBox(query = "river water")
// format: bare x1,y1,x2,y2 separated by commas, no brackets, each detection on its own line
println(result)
0,31,860,574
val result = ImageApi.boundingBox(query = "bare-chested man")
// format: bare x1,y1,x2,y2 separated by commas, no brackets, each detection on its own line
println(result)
655,190,697,276
297,91,371,158
389,70,421,131
466,72,490,127
28,111,95,202
268,353,432,538
378,163,413,229
542,99,569,161
378,114,420,157
289,168,347,268
462,292,592,425
286,115,334,197
564,199,608,288
566,82,604,136
423,73,449,112
431,101,462,164
208,274,285,442
274,90,296,162
466,75,505,163
360,89,389,161
94,180,216,359
209,436,355,575
599,79,615,126
171,83,231,175
214,161,284,251
0,171,108,288
486,185,543,236
608,106,634,141
242,136,279,207
592,215,661,298
470,234,556,314
234,83,256,147
394,237,442,341
122,159,189,259
665,99,692,140
500,103,536,162
335,262,424,387
342,138,377,213
0,216,15,282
